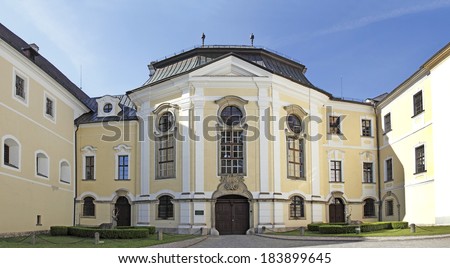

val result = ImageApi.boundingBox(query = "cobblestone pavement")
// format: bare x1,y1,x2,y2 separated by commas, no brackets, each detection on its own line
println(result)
160,235,450,248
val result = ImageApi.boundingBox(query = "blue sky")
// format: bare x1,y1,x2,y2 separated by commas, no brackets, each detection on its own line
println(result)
1,0,449,101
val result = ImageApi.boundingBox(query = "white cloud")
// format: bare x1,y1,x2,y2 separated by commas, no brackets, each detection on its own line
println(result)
317,0,450,35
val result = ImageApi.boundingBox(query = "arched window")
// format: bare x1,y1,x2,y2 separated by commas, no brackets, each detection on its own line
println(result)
36,152,49,178
158,195,174,219
289,196,305,219
3,137,20,169
83,197,95,217
363,198,376,217
60,161,71,183
216,96,248,176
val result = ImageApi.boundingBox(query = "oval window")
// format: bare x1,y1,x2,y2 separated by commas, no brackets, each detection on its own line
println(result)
220,106,243,126
158,112,174,132
287,114,302,134
103,103,113,113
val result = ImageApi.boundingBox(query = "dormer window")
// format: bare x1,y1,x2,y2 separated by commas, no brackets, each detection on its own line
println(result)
103,103,113,113
96,95,120,117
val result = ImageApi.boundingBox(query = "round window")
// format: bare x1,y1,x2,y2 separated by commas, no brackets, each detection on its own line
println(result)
287,114,302,134
158,112,174,132
103,103,113,113
220,106,243,126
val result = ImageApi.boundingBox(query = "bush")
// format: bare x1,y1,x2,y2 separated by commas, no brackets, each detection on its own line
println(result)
360,222,391,232
390,221,409,229
308,223,347,232
318,225,357,234
117,226,155,235
307,223,325,232
68,227,149,239
50,226,69,236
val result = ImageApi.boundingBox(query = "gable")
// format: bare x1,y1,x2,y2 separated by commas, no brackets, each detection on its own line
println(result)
190,55,271,78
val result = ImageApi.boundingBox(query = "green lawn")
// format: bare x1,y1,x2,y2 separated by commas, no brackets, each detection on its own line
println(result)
0,233,197,248
267,225,450,237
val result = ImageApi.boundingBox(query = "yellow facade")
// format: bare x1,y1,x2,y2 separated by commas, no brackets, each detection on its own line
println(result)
0,27,89,235
2,22,449,236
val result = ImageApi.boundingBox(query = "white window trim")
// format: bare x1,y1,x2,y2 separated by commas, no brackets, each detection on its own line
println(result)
383,112,392,133
12,68,29,107
414,143,426,174
114,144,132,180
81,145,97,181
384,157,394,182
362,161,375,183
1,135,21,172
360,116,374,137
215,96,249,177
43,92,56,123
327,112,344,135
329,159,344,183
35,150,50,179
59,159,71,184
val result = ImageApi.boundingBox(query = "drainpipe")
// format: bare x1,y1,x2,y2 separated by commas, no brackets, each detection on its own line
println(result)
372,102,382,222
73,123,79,226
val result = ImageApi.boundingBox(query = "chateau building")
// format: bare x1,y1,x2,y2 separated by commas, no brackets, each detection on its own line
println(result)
1,22,449,235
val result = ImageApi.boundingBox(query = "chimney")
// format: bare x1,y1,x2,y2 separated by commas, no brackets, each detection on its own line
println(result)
22,43,40,61
30,43,39,52
148,61,156,78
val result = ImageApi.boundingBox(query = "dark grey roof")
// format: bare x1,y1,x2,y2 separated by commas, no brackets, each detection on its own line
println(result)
131,46,329,96
75,95,137,125
369,92,389,103
0,22,94,111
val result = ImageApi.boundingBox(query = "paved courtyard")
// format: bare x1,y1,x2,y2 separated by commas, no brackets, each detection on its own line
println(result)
154,234,450,248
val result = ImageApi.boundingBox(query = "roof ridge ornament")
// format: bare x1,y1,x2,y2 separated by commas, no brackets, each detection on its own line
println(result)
201,33,206,47
250,33,254,46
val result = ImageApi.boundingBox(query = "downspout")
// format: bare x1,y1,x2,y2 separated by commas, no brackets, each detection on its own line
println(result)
73,123,80,226
373,102,382,222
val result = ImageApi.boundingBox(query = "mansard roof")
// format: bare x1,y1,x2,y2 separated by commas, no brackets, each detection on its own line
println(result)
0,22,94,111
130,45,331,96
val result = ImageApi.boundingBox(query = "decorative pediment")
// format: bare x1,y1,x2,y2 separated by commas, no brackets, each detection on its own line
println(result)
191,56,269,78
212,175,252,199
283,104,308,118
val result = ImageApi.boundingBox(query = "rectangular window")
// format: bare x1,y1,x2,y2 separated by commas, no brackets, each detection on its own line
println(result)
15,75,25,99
46,97,54,117
413,91,423,116
157,135,175,178
329,116,341,134
330,160,342,182
85,156,95,180
384,113,391,133
363,162,374,183
3,144,10,165
287,137,305,179
220,130,244,175
361,119,372,137
118,155,129,180
385,158,393,182
386,200,394,216
415,145,426,174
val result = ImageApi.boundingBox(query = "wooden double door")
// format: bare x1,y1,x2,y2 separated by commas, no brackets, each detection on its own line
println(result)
215,195,249,235
329,198,345,223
